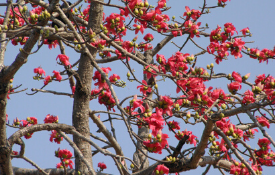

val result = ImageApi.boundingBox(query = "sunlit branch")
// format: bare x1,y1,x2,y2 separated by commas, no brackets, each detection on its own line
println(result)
31,88,73,97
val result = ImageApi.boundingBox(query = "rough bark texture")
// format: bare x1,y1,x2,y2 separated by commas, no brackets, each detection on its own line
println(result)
72,0,104,174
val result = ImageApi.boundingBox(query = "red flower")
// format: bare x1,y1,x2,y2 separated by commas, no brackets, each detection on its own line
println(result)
50,130,63,144
232,71,242,83
98,91,116,111
143,65,158,79
158,96,173,116
216,139,227,152
44,39,58,49
56,54,71,67
109,74,120,83
156,54,166,65
257,116,270,128
231,38,245,59
133,24,145,34
93,67,112,90
227,82,242,94
53,71,62,82
131,95,145,113
98,162,107,170
137,80,152,96
58,149,73,159
144,107,164,134
34,67,46,76
168,120,180,131
44,114,58,123
242,90,255,104
240,27,250,36
176,129,197,146
183,6,201,20
224,23,237,36
57,159,74,169
27,117,38,125
143,33,154,42
155,164,169,175
258,138,271,151
243,128,258,141
44,75,52,85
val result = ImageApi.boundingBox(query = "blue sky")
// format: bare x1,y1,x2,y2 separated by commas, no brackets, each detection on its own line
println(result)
2,0,275,174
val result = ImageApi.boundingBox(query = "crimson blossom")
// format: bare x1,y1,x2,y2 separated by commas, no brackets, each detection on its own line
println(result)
2,0,275,175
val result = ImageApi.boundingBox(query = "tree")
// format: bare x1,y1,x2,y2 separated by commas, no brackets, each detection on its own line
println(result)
0,0,275,174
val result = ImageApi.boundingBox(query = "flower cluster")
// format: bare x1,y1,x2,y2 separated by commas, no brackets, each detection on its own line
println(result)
56,149,74,169
17,117,38,139
92,67,121,111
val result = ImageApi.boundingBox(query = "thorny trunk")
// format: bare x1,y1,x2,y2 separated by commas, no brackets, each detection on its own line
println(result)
72,0,104,174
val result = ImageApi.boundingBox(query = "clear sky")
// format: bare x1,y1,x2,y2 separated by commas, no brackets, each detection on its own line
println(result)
2,0,275,174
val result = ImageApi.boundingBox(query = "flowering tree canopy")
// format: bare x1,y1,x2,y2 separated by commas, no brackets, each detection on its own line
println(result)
0,0,275,175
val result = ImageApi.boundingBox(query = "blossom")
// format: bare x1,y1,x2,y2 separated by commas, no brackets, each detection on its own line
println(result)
168,120,180,131
216,139,227,152
131,95,145,113
231,38,245,58
133,24,145,34
240,27,250,36
224,23,237,36
143,33,154,41
156,54,166,65
53,71,62,82
176,129,197,146
155,164,169,175
44,114,58,123
144,65,158,79
56,159,74,169
26,117,38,125
93,67,112,90
227,82,242,94
44,39,58,49
243,128,258,141
257,116,270,128
34,67,46,76
144,107,164,134
56,54,71,67
158,96,173,116
183,6,201,20
98,91,116,111
63,159,74,169
58,149,73,159
50,130,63,144
232,71,242,83
137,80,152,96
98,162,107,170
109,74,120,83
258,138,271,151
242,90,255,104
44,75,52,85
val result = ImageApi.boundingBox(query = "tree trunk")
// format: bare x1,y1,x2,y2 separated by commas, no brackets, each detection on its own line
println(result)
72,1,104,174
